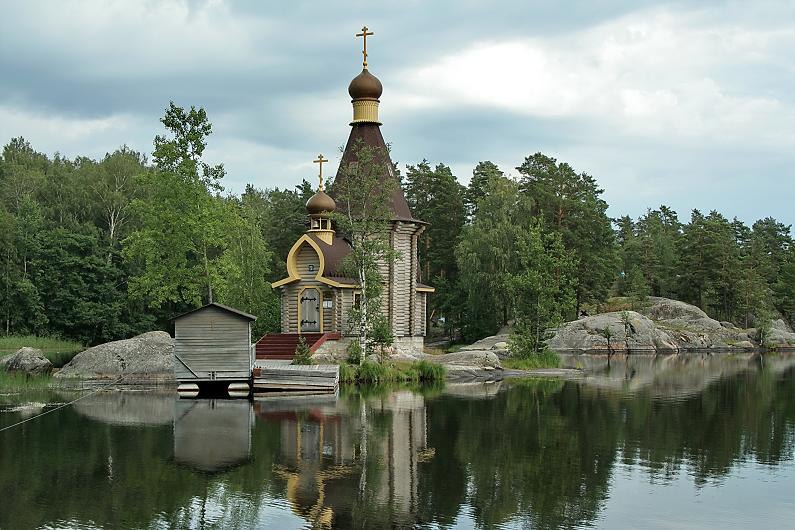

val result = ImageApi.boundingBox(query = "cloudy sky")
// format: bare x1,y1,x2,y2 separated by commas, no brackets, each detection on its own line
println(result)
1,0,793,225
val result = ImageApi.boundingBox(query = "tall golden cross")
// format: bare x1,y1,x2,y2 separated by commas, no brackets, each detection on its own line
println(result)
314,154,328,191
356,26,374,68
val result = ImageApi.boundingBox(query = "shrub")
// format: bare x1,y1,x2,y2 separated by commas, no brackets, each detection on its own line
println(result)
369,313,394,359
346,340,362,365
339,362,356,384
357,360,386,384
291,337,313,365
502,349,560,370
415,360,445,381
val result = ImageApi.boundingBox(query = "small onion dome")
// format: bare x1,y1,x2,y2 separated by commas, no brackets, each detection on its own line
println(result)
348,68,383,100
306,190,336,215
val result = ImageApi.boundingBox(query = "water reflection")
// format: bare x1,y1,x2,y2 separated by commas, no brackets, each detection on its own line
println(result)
173,399,252,472
1,355,795,529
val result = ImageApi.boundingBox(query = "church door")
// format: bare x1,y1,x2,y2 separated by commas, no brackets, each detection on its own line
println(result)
300,288,321,332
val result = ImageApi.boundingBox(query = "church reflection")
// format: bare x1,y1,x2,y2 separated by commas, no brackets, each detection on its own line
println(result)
253,390,431,528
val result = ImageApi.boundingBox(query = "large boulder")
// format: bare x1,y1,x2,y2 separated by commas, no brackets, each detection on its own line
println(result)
640,298,753,349
639,297,723,331
765,319,795,347
421,350,501,368
55,331,174,381
0,347,53,375
546,311,679,353
458,334,510,351
459,334,511,358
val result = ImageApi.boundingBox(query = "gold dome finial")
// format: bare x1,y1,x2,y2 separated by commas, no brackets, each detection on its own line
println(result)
313,153,328,191
356,26,374,69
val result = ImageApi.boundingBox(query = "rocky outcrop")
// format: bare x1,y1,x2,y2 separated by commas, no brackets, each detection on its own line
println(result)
546,311,679,353
547,297,768,353
421,350,501,368
55,331,174,381
420,350,503,382
767,319,795,347
0,347,53,375
459,334,511,358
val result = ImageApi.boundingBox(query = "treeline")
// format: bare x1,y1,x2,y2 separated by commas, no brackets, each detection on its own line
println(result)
0,103,792,347
0,104,313,344
405,157,794,347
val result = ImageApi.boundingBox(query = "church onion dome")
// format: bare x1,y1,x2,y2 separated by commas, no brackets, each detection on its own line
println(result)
348,68,383,100
306,190,336,215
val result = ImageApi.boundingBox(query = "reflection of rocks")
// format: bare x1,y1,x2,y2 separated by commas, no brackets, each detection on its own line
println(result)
72,392,174,426
561,352,795,399
443,381,503,399
174,399,252,473
6,402,47,418
55,331,174,382
1,347,52,375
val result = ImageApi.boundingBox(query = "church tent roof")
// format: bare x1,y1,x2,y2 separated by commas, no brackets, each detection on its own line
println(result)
329,123,417,222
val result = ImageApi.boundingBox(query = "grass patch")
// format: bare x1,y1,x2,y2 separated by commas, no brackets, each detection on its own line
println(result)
0,371,53,392
0,335,84,368
502,350,560,370
338,359,446,385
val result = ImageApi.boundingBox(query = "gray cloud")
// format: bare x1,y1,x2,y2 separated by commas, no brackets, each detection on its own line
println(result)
1,0,793,226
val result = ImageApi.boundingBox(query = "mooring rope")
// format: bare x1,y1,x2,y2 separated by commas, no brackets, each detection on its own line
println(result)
0,376,123,433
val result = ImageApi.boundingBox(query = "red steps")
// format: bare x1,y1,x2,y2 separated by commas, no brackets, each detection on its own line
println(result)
255,333,341,360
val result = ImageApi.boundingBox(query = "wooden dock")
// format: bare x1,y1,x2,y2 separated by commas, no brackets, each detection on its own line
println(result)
253,361,339,392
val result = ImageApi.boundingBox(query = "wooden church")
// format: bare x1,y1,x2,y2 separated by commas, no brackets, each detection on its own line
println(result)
258,27,433,359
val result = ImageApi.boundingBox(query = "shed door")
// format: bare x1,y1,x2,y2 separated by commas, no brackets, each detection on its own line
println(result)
300,288,320,332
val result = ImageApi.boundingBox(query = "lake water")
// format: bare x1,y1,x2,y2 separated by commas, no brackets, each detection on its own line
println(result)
2,353,795,529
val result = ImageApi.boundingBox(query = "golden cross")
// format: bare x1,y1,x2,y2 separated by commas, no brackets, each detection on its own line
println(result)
356,26,374,68
314,153,328,191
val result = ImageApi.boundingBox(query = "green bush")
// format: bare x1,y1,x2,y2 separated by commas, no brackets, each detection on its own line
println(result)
502,349,560,370
337,359,446,385
415,360,446,381
346,340,362,365
291,337,313,365
357,360,386,384
0,371,52,391
339,362,357,383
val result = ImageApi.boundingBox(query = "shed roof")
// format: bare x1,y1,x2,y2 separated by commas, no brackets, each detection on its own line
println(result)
172,302,257,322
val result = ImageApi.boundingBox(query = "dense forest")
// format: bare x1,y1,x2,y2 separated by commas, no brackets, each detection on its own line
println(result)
1,103,793,347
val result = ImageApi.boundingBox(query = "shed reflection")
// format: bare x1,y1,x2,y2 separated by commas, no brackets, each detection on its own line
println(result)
173,399,252,473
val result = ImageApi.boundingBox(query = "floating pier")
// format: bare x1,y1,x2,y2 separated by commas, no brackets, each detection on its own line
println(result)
253,361,340,392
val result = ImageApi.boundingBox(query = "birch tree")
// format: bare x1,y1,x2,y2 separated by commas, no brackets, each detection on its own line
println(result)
332,139,397,362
